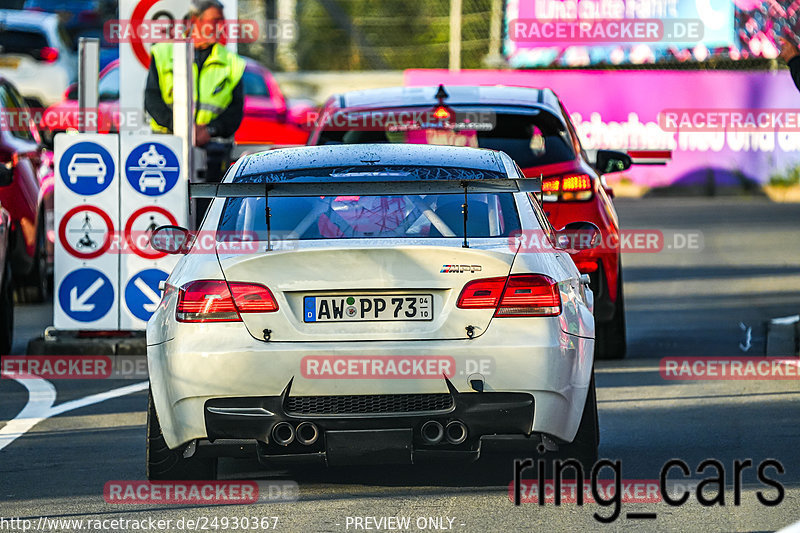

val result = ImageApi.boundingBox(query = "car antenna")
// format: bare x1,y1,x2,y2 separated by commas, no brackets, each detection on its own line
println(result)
460,181,469,248
265,182,272,251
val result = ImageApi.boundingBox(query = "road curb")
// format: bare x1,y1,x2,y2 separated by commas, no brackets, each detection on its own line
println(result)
26,332,146,356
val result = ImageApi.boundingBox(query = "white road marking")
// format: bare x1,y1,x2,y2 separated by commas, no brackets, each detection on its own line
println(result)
0,374,55,451
0,376,148,452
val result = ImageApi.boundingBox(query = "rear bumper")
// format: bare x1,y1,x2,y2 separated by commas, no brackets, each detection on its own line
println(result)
147,318,594,451
200,387,534,466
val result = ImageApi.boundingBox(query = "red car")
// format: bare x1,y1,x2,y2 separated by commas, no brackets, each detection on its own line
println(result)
307,85,631,359
0,76,54,303
41,59,312,145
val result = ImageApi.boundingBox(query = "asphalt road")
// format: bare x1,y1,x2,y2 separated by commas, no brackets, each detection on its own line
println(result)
1,197,799,533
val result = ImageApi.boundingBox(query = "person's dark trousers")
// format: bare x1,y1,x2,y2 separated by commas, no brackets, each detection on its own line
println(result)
195,141,233,228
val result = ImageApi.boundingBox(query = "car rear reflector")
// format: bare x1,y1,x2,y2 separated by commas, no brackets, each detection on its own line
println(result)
456,275,561,317
177,280,280,322
495,275,561,317
229,282,279,313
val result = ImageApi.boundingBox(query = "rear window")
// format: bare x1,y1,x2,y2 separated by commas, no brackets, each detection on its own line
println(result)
317,110,575,168
219,193,520,241
0,30,49,56
217,166,520,241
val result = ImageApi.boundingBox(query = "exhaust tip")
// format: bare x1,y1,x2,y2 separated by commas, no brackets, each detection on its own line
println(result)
296,422,319,446
445,420,468,445
420,420,444,445
271,422,295,446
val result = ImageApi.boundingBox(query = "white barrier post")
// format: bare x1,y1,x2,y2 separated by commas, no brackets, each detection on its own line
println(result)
172,41,196,227
77,37,100,134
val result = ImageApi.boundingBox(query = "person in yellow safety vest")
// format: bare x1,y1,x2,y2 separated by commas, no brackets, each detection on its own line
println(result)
144,0,245,173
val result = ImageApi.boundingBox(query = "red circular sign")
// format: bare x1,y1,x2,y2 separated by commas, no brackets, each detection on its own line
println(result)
125,205,179,259
58,205,115,259
130,0,161,68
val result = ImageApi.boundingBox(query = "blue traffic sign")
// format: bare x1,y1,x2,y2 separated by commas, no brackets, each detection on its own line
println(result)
125,142,180,196
59,142,115,195
58,268,114,322
124,268,169,321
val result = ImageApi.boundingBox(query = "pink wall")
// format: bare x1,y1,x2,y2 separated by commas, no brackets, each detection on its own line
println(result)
405,69,800,187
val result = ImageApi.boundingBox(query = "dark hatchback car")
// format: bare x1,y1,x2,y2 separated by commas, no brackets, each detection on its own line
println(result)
307,85,632,359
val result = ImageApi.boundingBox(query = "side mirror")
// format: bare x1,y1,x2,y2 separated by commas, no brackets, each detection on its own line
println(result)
555,221,600,252
595,150,632,175
0,163,13,187
150,225,192,254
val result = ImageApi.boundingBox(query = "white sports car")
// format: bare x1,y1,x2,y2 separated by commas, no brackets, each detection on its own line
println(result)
146,144,598,479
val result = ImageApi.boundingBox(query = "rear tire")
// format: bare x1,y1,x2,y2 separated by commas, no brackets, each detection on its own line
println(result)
595,266,626,360
146,390,217,480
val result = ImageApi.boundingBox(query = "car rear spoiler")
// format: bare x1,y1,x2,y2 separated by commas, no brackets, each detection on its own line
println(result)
189,178,540,198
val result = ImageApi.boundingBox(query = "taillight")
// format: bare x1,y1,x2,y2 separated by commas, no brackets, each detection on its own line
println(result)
177,280,239,322
177,280,278,322
39,47,59,63
456,275,561,317
229,282,279,313
541,174,593,202
495,275,561,317
456,277,505,309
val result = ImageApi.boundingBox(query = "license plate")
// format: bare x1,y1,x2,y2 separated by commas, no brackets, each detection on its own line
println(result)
0,57,20,69
304,294,433,322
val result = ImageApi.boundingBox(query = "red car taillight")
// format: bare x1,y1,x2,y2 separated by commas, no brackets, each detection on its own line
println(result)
39,47,59,63
456,277,506,309
228,282,279,313
541,174,593,202
456,275,561,317
177,280,278,322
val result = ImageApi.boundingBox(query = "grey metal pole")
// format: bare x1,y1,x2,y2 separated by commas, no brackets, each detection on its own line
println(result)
172,41,195,226
77,37,100,133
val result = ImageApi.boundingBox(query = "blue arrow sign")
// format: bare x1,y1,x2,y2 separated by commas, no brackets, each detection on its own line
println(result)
124,268,169,321
59,142,115,195
58,268,114,322
125,142,180,196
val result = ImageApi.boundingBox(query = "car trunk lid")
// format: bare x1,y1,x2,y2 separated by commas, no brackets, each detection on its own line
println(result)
217,241,516,342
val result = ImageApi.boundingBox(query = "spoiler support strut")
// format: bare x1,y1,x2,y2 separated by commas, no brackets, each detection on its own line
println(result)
461,181,469,248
